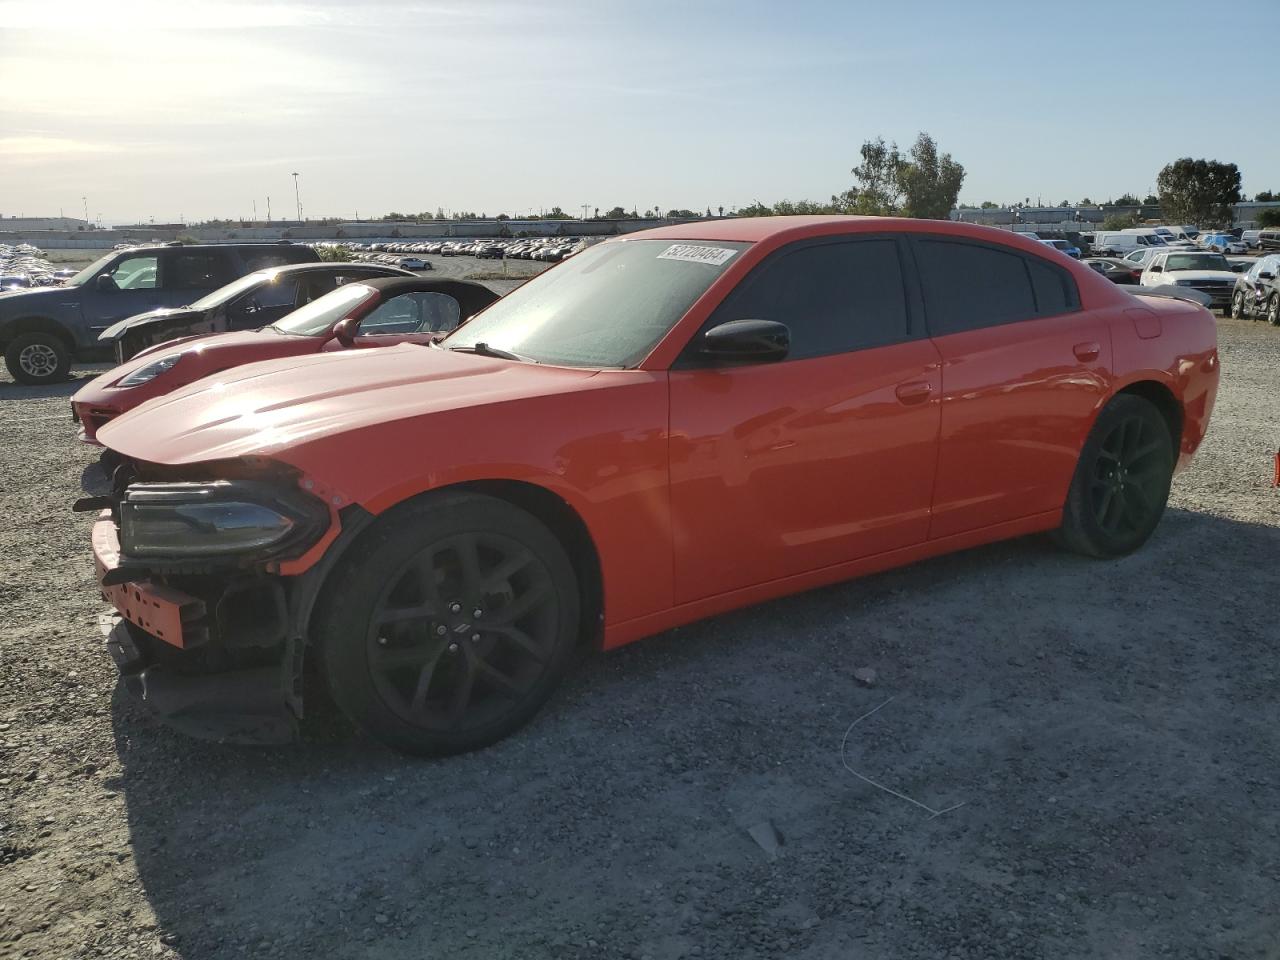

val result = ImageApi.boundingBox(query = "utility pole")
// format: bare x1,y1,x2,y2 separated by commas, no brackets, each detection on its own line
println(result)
581,203,590,220
267,196,271,221
253,199,257,221
82,196,88,223
292,172,302,222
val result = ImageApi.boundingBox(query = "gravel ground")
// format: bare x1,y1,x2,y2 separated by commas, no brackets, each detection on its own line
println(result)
1,299,1278,960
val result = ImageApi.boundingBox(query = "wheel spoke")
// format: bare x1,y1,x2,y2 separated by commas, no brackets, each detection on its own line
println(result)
412,550,444,609
1096,486,1116,529
480,549,533,593
409,647,447,713
489,624,548,664
473,657,525,700
454,534,484,599
486,580,550,626
373,640,439,670
1124,479,1153,515
447,650,478,726
377,603,436,626
1127,440,1163,465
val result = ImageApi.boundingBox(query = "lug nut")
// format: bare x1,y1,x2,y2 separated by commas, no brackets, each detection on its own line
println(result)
377,636,388,646
436,625,447,636
448,642,459,653
471,633,481,642
472,608,483,619
449,602,462,614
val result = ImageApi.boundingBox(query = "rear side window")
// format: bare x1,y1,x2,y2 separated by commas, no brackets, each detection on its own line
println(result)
163,251,235,290
709,238,910,361
914,238,1078,336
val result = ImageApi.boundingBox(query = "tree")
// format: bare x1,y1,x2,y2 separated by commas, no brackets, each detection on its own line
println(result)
980,200,1000,209
1057,200,1070,208
1114,193,1140,206
602,206,628,219
1079,197,1094,206
1255,190,1275,202
1143,194,1159,206
496,213,510,221
832,136,905,215
1157,158,1242,227
898,132,966,220
734,201,773,218
665,208,699,218
1258,209,1280,228
1102,212,1141,231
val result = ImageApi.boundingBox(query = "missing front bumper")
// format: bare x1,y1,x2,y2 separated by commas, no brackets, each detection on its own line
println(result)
105,618,297,745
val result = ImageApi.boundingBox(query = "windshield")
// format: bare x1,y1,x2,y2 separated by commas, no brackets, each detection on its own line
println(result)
1166,253,1230,272
441,239,750,367
187,271,273,310
271,283,376,336
65,252,121,287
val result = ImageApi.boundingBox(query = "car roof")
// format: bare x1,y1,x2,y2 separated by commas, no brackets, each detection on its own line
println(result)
357,276,502,315
620,215,1071,250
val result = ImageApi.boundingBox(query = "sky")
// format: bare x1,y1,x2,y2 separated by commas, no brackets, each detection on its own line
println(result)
1,0,1275,226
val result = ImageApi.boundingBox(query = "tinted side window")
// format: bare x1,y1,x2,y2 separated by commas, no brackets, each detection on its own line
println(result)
164,251,234,290
1026,259,1076,315
914,240,1036,335
711,239,909,361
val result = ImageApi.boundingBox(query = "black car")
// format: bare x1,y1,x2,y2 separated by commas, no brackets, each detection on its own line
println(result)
1083,257,1141,284
100,262,414,363
0,241,320,384
474,244,505,260
1230,253,1280,324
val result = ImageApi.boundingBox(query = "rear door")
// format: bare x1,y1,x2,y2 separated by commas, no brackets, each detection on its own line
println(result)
157,249,236,308
910,235,1111,539
667,236,942,603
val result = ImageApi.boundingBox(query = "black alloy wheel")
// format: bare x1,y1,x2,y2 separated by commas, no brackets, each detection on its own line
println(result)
318,492,579,755
1230,290,1245,320
1055,395,1174,558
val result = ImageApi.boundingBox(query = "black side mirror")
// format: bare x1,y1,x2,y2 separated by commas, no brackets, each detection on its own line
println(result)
1259,271,1275,280
95,274,117,293
1149,264,1163,273
699,319,789,364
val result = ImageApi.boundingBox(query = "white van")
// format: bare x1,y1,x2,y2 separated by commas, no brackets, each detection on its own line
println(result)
1093,231,1168,256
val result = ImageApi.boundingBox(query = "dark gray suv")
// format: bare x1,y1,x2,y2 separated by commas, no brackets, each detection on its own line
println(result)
0,241,319,384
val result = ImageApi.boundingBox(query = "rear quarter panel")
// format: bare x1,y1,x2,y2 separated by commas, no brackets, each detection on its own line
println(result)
1109,297,1219,468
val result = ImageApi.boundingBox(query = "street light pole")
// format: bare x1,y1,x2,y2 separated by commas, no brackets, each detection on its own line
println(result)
82,196,88,223
292,172,302,222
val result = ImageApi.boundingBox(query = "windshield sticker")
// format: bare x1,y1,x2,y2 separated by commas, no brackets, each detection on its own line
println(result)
657,244,738,267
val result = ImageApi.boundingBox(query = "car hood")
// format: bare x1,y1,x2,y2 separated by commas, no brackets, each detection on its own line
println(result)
97,344,599,465
99,307,205,342
0,286,64,307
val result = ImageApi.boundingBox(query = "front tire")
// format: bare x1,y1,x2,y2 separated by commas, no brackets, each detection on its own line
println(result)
1230,290,1245,320
5,332,71,385
1268,294,1280,326
1055,395,1175,559
316,492,580,756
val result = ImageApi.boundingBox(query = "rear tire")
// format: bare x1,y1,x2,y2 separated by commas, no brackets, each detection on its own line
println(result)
5,332,71,385
1055,395,1175,559
316,492,580,756
1268,294,1280,326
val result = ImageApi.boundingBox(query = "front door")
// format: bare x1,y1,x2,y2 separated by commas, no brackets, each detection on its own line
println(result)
82,252,163,334
668,236,942,604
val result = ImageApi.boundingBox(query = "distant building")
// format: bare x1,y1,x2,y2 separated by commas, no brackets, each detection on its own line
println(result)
0,215,91,231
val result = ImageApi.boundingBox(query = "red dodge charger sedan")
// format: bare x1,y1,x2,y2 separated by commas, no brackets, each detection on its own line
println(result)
83,217,1219,754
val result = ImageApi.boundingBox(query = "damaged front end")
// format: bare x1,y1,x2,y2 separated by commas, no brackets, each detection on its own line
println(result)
82,455,371,744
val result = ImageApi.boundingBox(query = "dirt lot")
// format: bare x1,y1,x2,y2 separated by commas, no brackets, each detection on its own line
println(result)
1,300,1278,960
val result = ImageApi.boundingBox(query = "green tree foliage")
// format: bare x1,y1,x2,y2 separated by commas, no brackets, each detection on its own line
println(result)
602,206,629,219
1157,158,1242,228
1102,212,1141,231
1258,209,1280,228
898,133,966,219
1143,194,1159,205
1255,190,1275,202
734,201,774,218
1114,193,1140,206
316,245,353,262
829,132,964,219
665,209,701,218
980,200,1000,209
